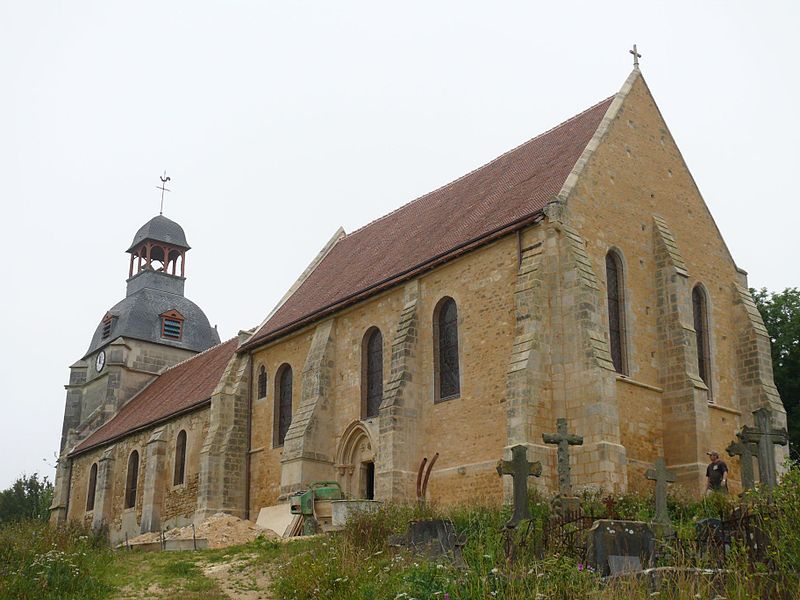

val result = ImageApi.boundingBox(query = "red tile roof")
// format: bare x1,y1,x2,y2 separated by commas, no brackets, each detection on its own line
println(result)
246,96,614,349
71,338,238,455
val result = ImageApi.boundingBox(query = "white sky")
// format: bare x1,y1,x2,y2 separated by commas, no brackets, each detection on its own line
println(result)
0,1,798,489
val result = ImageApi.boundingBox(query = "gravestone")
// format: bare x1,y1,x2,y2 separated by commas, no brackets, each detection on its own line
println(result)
695,518,727,562
585,519,654,576
726,432,757,490
388,519,466,565
740,407,788,488
496,444,542,527
645,458,676,529
542,418,583,515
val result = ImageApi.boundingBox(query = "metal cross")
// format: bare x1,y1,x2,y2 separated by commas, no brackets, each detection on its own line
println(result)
726,432,757,490
157,171,171,215
630,44,642,68
496,445,542,527
740,407,788,488
645,458,676,526
542,418,583,496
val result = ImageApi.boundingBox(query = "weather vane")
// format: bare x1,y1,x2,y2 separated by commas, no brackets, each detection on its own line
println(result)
630,44,642,69
157,171,171,215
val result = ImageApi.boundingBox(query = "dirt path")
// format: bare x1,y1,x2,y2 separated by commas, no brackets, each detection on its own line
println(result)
201,554,274,600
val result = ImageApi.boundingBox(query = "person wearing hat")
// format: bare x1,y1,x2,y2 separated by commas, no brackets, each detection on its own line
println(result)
705,451,728,494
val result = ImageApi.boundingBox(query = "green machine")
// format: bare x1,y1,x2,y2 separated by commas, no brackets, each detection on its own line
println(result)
289,481,343,535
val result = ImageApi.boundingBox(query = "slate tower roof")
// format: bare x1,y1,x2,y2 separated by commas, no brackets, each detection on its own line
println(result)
127,215,190,252
84,215,219,357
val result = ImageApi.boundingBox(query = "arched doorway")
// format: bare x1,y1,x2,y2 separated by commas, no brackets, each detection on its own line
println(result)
336,421,376,499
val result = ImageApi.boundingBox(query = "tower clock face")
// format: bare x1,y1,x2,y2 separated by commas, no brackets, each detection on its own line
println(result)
95,350,106,373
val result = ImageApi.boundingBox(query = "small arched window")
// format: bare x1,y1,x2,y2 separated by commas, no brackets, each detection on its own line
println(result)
275,365,293,447
606,250,628,374
257,365,267,399
435,297,460,401
125,450,139,509
173,430,187,485
692,285,711,389
362,328,384,419
86,463,98,511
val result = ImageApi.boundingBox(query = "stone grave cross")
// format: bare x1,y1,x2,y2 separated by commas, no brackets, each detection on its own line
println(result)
496,444,542,527
542,418,583,496
740,407,788,488
726,432,757,490
645,458,676,526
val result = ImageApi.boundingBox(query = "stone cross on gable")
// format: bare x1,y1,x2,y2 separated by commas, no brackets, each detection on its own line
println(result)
741,407,788,488
645,458,676,526
726,432,758,490
629,44,642,68
496,445,542,527
542,418,583,496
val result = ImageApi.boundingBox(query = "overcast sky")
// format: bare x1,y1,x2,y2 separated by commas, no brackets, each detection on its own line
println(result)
1,2,798,490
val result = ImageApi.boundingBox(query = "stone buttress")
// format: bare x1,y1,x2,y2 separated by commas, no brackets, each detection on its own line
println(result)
552,218,627,492
652,214,710,490
91,445,116,533
280,320,337,496
197,335,251,520
732,280,788,468
140,427,167,532
376,282,423,501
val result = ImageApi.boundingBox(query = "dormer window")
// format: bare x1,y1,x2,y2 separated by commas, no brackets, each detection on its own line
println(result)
160,310,185,340
101,313,114,339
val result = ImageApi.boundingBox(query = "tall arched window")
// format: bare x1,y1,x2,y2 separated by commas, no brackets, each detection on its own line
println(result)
125,450,139,509
257,365,267,399
275,365,293,447
435,297,460,401
362,328,383,419
86,463,98,511
605,250,627,375
173,430,187,485
692,285,711,389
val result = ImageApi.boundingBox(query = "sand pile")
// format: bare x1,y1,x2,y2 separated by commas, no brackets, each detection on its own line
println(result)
127,512,277,548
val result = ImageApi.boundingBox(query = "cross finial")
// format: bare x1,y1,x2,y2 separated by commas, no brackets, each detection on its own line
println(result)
630,44,642,69
157,171,171,215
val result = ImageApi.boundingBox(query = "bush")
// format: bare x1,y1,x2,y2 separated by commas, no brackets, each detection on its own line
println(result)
0,473,53,524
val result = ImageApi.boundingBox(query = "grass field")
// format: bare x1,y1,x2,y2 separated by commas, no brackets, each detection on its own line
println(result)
3,468,800,599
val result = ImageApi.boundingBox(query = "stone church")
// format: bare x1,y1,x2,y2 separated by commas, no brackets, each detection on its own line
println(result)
51,68,785,543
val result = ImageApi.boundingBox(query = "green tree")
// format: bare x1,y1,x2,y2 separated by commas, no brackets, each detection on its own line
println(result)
752,287,800,458
0,473,53,524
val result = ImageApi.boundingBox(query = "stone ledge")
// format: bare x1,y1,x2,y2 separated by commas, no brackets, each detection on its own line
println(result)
615,375,663,393
707,403,741,416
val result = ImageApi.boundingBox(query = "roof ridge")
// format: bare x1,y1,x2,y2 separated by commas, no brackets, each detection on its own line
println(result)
156,337,237,376
347,94,615,238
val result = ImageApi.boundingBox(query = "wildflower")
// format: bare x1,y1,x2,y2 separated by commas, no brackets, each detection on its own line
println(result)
490,567,499,575
578,563,584,571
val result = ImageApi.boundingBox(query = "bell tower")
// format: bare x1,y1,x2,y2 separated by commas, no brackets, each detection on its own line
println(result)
127,215,189,279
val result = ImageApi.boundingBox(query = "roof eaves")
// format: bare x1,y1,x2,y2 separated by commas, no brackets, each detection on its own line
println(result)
241,209,546,352
69,398,211,458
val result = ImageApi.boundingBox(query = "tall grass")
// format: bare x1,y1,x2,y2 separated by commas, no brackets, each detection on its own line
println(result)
0,520,113,599
272,467,800,599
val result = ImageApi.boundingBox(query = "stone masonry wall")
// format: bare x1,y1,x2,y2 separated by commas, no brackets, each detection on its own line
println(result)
563,70,778,494
66,407,209,545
